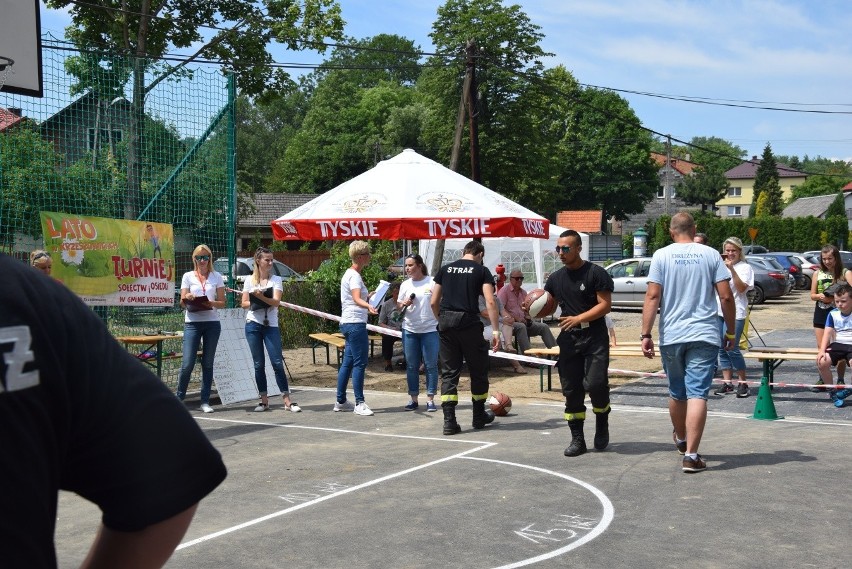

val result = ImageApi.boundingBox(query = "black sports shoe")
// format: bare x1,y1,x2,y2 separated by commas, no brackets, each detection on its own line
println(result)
714,382,734,395
736,382,750,398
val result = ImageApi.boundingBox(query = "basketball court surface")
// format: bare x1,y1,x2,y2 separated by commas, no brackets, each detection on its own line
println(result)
55,382,851,568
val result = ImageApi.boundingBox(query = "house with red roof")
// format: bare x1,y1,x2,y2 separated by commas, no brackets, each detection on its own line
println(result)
716,156,807,218
0,107,25,132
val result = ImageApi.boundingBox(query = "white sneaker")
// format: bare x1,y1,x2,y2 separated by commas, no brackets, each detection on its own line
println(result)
353,402,374,416
286,403,302,413
200,403,214,413
333,400,353,412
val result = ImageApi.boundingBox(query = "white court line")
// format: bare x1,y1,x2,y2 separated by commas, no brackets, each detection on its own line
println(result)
179,421,496,550
178,443,494,550
196,415,493,444
463,457,614,569
528,402,852,427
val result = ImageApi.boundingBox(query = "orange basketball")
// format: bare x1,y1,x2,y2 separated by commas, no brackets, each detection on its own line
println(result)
525,288,557,319
488,392,512,416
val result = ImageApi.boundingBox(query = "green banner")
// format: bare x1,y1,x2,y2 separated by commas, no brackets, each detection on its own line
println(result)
39,212,175,306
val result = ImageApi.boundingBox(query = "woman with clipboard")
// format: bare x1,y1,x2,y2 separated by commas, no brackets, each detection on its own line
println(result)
241,247,300,413
176,244,226,413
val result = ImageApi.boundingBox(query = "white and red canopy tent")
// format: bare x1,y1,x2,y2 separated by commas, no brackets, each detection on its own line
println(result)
271,149,549,241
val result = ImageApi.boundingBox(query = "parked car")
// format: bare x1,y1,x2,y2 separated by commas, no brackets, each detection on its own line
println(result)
213,256,304,290
386,256,405,279
756,252,807,289
746,256,791,304
791,254,818,289
743,244,769,255
604,257,652,307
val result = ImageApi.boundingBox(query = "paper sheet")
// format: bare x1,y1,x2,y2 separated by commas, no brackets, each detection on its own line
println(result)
370,280,391,309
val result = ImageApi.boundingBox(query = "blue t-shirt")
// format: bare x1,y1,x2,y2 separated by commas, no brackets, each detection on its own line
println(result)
648,242,730,346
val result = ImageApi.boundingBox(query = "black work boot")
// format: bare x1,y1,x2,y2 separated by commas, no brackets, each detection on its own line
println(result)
472,399,496,429
594,411,610,451
443,405,461,436
564,420,587,457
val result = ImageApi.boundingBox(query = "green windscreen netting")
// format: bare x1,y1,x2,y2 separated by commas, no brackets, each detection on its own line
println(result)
0,39,235,388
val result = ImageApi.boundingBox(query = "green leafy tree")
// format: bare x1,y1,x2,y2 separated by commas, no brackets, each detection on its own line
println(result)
750,143,781,217
47,0,345,219
270,34,422,193
684,136,746,175
675,166,729,213
825,192,847,219
419,0,551,196
790,175,846,200
544,83,658,221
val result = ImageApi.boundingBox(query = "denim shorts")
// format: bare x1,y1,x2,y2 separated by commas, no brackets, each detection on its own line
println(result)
660,341,718,400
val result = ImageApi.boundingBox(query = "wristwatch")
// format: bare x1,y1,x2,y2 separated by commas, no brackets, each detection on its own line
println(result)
640,334,652,340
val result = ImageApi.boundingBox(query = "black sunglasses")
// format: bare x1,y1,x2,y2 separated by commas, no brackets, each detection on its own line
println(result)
510,276,524,281
195,255,210,261
555,245,572,254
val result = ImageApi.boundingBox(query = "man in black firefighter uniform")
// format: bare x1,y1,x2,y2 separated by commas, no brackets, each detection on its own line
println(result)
430,240,501,435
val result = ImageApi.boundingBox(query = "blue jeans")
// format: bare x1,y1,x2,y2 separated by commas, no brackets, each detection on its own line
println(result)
402,329,439,397
245,321,290,395
717,317,746,372
176,320,221,405
337,322,368,404
660,341,718,400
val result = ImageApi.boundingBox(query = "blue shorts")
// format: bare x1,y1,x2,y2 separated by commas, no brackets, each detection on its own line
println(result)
660,341,718,400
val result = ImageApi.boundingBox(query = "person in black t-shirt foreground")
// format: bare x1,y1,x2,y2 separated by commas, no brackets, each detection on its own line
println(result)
542,230,615,457
431,240,501,435
0,254,226,569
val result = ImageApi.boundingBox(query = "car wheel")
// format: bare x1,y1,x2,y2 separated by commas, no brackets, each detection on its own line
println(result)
801,275,811,290
751,284,765,304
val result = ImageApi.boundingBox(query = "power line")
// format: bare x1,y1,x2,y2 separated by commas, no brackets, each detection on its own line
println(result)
580,82,852,115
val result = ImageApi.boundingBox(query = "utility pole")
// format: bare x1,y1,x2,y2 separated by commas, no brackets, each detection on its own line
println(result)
664,134,672,216
466,40,481,183
431,40,475,277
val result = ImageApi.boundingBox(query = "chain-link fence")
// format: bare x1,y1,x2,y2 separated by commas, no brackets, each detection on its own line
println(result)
1,39,235,389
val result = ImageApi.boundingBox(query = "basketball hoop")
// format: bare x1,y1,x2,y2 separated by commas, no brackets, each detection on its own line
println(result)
0,56,14,92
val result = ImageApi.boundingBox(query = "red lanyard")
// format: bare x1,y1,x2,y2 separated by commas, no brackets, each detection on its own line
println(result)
195,270,208,298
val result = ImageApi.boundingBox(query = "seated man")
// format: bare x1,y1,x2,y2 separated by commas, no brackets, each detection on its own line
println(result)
496,270,556,355
817,283,852,408
478,294,525,373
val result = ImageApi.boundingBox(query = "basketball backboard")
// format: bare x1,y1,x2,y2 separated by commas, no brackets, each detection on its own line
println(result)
0,0,43,97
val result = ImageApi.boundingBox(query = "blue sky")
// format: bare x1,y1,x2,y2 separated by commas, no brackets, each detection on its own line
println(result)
37,0,852,162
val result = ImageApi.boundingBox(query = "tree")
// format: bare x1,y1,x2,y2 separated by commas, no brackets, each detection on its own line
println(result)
684,136,746,174
540,81,658,221
790,174,847,200
271,34,424,193
419,0,552,195
46,0,345,219
750,143,781,217
677,167,729,212
825,192,847,219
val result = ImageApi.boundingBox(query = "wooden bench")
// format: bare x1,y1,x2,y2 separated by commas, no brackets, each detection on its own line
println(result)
331,332,385,358
743,348,818,385
309,333,346,366
525,345,658,392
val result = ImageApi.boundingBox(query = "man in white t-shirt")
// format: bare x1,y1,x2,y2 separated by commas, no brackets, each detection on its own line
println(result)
641,212,736,474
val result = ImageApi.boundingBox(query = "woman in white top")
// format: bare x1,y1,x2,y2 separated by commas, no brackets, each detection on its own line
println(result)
335,241,379,416
398,254,440,411
176,244,226,413
241,247,300,413
714,237,755,398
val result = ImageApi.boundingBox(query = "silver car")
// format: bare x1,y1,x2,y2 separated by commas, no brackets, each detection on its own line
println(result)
604,258,652,307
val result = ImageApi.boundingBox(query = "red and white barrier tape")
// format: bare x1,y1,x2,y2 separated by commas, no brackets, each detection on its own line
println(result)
280,300,556,366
